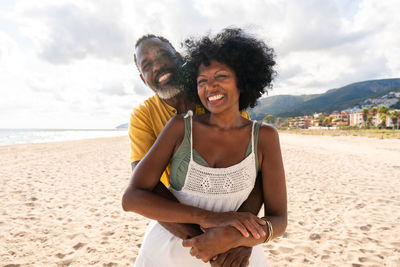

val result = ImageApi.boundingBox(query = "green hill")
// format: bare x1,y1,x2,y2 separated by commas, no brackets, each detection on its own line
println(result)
250,78,400,119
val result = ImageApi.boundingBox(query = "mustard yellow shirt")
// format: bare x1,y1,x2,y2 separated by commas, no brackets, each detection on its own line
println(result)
129,94,250,187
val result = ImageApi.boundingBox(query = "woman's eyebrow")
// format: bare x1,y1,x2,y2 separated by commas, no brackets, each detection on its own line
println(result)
215,69,227,74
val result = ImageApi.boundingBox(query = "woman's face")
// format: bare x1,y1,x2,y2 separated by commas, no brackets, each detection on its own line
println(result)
197,59,240,114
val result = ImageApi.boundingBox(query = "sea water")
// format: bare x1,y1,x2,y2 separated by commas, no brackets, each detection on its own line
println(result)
0,128,128,146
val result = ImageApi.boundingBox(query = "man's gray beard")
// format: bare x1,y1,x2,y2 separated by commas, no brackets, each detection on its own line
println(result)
157,86,181,100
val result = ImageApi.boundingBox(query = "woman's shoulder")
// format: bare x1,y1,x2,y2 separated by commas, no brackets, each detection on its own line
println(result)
257,122,279,144
162,114,186,137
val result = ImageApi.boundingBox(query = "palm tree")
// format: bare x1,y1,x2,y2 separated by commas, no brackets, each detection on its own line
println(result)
379,113,387,128
366,115,373,128
369,107,378,126
390,110,399,129
361,108,369,127
378,105,389,114
378,106,389,128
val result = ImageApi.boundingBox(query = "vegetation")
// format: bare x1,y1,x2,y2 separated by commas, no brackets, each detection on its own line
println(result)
278,128,400,139
249,78,400,119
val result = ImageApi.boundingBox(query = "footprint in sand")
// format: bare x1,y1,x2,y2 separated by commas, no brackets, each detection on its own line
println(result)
102,231,115,236
86,247,97,253
73,242,86,250
360,224,372,231
103,263,118,267
309,233,321,240
278,246,294,253
269,250,279,255
55,253,66,259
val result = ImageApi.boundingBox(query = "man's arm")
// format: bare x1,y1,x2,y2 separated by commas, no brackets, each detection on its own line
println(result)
131,161,203,239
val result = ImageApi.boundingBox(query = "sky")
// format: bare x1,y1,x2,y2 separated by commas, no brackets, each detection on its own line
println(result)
1,0,399,129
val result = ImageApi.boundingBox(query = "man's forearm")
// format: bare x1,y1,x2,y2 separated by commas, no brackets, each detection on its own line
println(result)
152,182,203,239
237,173,263,215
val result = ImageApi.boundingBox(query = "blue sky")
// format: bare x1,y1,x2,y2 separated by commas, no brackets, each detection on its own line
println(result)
1,0,399,128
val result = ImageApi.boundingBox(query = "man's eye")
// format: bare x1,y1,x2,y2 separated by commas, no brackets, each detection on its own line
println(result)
197,79,207,85
142,63,151,71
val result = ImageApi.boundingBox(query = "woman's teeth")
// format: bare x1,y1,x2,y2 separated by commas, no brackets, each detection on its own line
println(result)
208,94,224,101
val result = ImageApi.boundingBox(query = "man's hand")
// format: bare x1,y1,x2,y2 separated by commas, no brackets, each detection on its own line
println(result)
182,226,241,262
210,246,252,267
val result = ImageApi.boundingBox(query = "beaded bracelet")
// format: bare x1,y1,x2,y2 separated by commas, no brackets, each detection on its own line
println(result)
261,217,273,243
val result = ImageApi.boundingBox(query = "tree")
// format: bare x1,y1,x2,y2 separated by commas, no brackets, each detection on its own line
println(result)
361,108,369,127
263,114,275,124
276,117,282,126
390,110,399,129
378,105,389,114
370,106,378,116
369,107,378,126
323,116,332,127
379,113,387,128
281,119,289,128
318,114,325,126
366,115,373,128
378,106,389,128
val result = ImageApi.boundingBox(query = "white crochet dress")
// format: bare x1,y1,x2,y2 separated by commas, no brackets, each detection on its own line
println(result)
134,113,268,266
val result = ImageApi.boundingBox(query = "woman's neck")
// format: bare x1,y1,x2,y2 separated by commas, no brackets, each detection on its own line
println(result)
207,109,244,130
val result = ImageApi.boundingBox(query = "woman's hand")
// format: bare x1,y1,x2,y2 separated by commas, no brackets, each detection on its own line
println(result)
200,211,266,239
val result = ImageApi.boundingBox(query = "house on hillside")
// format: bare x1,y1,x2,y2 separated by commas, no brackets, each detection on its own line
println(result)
330,111,349,126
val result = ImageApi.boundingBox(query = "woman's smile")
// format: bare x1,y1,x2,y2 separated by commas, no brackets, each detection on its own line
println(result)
197,59,240,114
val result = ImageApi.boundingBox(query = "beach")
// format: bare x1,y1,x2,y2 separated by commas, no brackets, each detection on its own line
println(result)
1,134,399,266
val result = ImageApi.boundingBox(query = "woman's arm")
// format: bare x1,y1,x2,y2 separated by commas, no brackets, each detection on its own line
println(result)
182,124,287,261
122,116,266,238
221,124,287,247
122,116,203,222
240,124,287,246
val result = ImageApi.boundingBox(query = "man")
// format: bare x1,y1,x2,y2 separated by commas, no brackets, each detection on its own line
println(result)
128,34,264,266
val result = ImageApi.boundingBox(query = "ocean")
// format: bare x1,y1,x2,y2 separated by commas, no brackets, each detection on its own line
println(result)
0,128,128,146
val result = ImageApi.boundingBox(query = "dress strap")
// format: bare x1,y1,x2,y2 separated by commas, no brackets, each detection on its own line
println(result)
184,110,194,161
251,121,255,154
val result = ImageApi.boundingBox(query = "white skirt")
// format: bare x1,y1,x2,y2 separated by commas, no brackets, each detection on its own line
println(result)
134,221,268,267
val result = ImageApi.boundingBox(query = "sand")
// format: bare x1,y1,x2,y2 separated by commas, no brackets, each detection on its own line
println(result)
1,134,399,266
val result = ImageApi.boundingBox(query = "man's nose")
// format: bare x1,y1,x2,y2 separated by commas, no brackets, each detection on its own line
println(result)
152,61,161,73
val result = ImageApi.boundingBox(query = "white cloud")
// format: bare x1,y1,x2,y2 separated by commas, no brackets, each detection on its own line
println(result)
0,0,399,128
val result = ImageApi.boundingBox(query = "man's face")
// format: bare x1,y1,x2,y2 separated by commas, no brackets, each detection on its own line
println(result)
135,38,182,99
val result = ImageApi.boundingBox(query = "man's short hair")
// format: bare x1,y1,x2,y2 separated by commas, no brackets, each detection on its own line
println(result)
133,34,177,70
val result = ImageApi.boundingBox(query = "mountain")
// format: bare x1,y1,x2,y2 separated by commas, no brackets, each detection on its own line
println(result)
250,78,400,120
116,123,129,129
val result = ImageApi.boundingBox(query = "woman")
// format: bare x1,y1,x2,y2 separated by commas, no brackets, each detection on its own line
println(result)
122,28,287,266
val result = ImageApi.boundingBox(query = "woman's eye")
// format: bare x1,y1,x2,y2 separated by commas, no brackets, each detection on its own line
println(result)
197,79,207,85
215,74,228,80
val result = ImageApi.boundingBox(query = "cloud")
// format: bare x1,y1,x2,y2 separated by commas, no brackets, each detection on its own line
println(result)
1,0,399,128
17,1,132,65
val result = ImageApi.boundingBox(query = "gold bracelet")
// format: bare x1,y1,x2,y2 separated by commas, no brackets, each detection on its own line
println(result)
261,217,273,243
